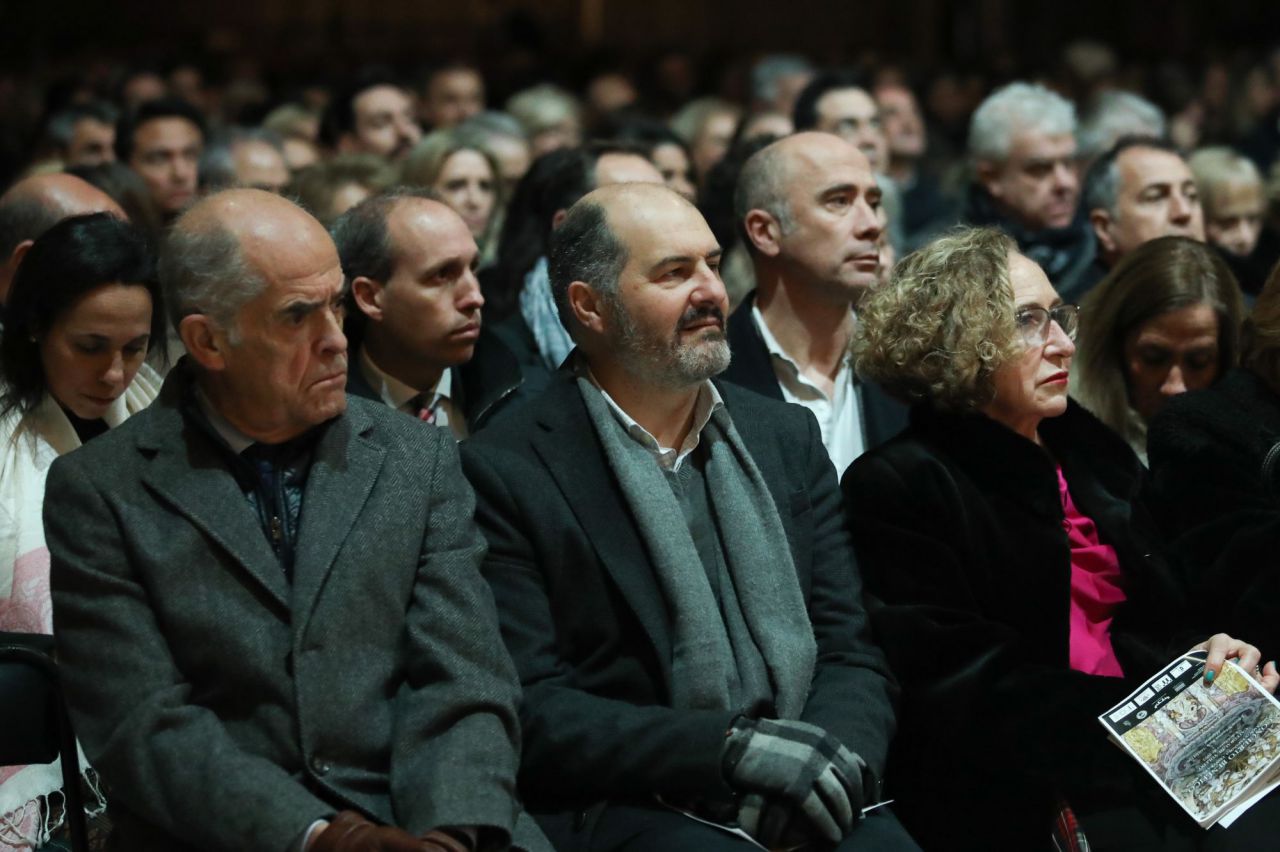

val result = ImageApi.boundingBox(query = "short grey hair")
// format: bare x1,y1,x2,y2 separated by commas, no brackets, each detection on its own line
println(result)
750,54,815,104
1189,146,1262,216
1077,91,1167,161
159,212,267,340
460,110,528,142
547,199,629,341
505,85,581,136
201,127,287,191
734,141,795,244
45,101,119,149
968,82,1077,163
670,97,741,146
1082,136,1180,216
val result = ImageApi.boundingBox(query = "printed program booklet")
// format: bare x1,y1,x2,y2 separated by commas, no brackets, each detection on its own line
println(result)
1099,649,1280,828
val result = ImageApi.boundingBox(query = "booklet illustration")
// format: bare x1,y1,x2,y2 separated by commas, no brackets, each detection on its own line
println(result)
1099,649,1280,828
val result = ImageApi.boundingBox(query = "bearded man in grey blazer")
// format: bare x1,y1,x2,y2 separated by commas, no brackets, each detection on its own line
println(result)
44,189,545,852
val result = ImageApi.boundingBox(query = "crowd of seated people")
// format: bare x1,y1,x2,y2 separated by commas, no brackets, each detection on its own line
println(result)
5,39,1280,852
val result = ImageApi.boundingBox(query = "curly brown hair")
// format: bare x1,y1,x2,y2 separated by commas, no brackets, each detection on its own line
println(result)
853,226,1023,412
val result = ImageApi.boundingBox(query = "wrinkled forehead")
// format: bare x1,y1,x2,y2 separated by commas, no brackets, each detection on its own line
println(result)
1008,251,1057,304
236,210,342,287
1007,130,1076,163
786,138,876,192
1119,147,1192,187
388,199,477,260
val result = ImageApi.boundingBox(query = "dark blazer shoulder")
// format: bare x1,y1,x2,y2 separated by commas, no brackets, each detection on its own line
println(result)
722,294,784,401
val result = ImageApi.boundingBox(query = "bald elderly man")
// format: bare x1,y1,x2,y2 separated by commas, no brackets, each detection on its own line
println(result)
462,183,915,851
45,189,546,852
0,172,125,307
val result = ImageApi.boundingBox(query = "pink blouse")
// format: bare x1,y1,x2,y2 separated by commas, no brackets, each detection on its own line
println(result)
1057,466,1127,677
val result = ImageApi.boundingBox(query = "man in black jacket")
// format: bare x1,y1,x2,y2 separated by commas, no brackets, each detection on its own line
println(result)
330,188,524,435
725,132,907,474
461,182,914,851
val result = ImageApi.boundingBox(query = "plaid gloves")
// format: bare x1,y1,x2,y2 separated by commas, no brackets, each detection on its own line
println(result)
720,717,868,847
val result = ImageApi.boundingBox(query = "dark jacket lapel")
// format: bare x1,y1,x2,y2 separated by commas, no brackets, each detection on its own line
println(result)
528,375,674,672
137,368,290,610
457,327,524,430
291,400,387,628
723,292,785,402
723,293,907,448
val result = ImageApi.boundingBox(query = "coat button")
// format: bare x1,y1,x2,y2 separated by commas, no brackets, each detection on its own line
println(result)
312,757,331,776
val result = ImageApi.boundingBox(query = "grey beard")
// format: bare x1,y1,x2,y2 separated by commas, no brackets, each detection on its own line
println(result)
612,302,731,388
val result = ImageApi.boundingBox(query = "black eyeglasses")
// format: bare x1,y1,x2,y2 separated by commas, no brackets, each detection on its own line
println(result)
1015,304,1080,347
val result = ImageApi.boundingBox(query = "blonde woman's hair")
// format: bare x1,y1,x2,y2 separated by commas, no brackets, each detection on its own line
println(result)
1189,146,1262,217
854,226,1023,412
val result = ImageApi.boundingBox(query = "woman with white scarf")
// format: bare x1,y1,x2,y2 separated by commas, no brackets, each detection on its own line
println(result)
0,212,164,850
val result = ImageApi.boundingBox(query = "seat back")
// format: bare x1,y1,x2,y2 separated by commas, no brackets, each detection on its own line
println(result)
0,632,90,851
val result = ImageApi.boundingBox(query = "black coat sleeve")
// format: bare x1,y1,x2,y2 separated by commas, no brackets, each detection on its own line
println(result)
789,407,899,777
1147,400,1280,658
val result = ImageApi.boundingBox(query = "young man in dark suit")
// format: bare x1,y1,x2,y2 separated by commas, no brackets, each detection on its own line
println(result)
330,188,524,437
462,182,916,851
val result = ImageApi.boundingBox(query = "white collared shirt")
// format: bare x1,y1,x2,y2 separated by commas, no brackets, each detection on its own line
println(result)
591,376,724,473
752,306,865,476
358,347,467,440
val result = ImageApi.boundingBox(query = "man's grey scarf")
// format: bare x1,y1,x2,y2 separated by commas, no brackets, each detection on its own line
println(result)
576,377,816,719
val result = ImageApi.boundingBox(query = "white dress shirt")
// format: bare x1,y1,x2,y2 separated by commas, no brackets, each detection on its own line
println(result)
590,375,723,473
752,306,865,476
358,347,468,440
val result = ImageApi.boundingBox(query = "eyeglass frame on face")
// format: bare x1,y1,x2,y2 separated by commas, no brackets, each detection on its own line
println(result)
1015,303,1080,348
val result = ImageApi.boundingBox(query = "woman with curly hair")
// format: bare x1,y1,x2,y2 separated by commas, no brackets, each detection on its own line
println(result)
841,226,1279,851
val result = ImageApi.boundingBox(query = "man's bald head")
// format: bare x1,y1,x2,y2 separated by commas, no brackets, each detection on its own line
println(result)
737,132,884,301
550,183,695,302
585,181,699,226
0,173,127,305
735,131,871,237
551,181,728,383
0,172,126,226
549,182,714,335
161,188,337,332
